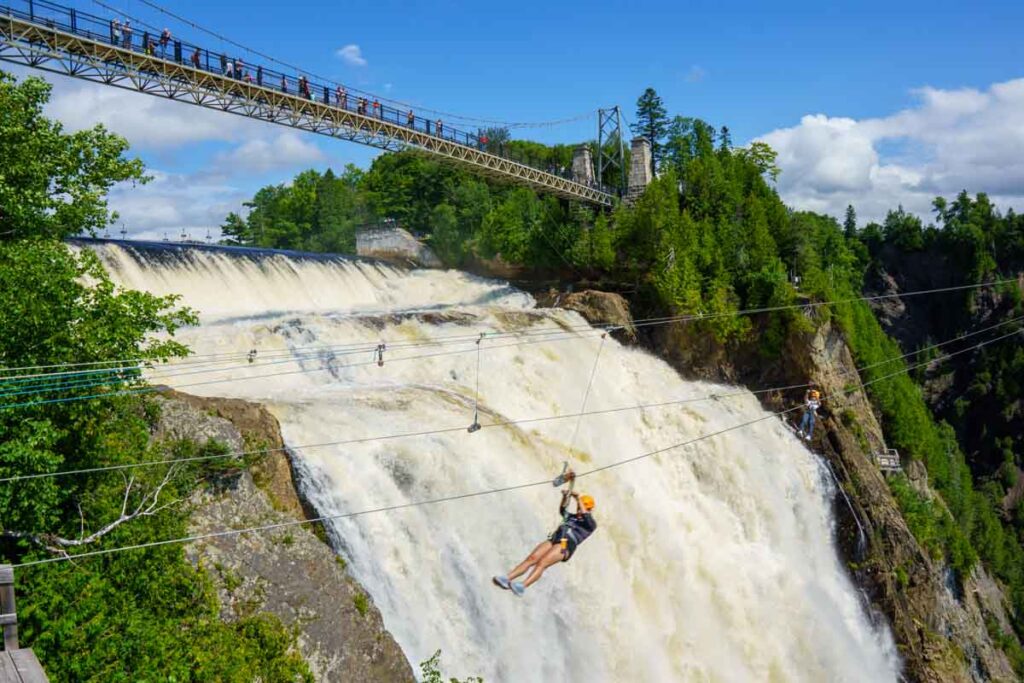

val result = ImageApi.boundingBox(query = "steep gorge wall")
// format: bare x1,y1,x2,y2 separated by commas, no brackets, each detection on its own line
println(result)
153,391,415,682
550,289,1018,682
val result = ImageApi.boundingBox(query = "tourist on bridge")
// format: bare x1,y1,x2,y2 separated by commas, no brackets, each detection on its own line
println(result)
357,97,367,115
406,109,415,127
436,119,443,139
110,18,121,46
336,85,346,108
159,28,171,58
235,59,245,80
122,20,132,49
373,98,381,118
190,47,201,69
478,133,488,150
280,75,288,93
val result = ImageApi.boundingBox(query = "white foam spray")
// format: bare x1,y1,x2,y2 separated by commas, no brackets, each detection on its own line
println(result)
94,243,900,682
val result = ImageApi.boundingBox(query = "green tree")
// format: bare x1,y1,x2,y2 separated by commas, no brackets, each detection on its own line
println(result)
882,206,925,251
0,70,310,679
0,72,146,240
220,211,250,246
430,203,464,265
844,204,857,238
631,87,669,174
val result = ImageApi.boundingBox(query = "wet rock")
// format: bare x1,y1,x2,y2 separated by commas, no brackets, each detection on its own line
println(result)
154,393,415,682
536,289,637,341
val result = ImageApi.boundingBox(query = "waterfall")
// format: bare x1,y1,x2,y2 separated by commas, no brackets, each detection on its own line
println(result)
91,241,899,682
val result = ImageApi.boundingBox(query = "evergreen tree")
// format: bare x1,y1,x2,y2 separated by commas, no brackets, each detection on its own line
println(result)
220,212,250,246
630,87,669,175
719,125,732,151
844,204,857,238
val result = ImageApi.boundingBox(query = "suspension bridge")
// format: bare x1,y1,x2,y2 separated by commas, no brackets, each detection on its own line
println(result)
0,0,625,206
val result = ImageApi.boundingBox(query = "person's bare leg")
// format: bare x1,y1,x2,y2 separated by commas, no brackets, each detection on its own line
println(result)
522,546,565,588
508,541,552,581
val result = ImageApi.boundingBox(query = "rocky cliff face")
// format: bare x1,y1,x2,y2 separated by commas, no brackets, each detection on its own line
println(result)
548,289,1019,682
153,391,415,682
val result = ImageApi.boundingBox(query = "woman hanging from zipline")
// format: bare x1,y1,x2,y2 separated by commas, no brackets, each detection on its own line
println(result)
493,468,596,597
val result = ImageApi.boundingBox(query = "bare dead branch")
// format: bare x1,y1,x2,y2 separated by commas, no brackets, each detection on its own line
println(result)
2,465,184,553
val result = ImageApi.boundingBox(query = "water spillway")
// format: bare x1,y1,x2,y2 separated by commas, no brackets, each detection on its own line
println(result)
91,241,899,681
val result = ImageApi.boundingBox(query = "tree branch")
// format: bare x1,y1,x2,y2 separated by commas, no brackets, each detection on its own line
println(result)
1,466,181,553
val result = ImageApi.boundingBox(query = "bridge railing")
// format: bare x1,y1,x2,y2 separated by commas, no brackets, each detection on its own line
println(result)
1,0,618,198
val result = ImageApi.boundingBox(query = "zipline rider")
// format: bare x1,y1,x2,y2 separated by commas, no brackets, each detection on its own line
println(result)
493,469,597,597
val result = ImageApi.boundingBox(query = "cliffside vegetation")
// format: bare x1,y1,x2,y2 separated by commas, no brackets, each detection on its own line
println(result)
0,71,311,680
225,87,1024,670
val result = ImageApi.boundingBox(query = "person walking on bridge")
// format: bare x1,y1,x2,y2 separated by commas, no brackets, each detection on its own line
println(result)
122,20,132,49
110,18,121,46
406,109,415,128
159,28,171,58
493,472,597,597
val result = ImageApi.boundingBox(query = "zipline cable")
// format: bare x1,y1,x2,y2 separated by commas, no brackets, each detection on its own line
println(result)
566,332,607,453
3,314,1018,484
3,276,1016,382
15,325,1019,569
0,328,610,409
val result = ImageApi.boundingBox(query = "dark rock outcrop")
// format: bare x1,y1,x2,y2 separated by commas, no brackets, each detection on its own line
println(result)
153,393,415,683
536,289,637,341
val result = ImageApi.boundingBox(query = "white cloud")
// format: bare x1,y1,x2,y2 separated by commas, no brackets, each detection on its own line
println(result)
685,65,706,83
756,78,1024,222
105,170,247,239
337,44,367,67
44,75,247,148
211,132,325,174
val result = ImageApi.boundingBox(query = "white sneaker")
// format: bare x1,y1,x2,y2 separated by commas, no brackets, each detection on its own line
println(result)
510,581,525,597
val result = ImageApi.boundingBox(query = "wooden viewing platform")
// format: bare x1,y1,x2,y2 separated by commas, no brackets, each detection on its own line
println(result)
0,566,47,683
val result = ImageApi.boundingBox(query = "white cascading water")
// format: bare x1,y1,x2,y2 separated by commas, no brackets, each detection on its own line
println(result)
92,242,899,682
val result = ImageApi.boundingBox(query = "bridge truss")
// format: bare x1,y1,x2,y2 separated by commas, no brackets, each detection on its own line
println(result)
0,0,615,207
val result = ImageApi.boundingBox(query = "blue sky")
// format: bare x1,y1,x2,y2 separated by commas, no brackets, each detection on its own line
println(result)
10,0,1024,237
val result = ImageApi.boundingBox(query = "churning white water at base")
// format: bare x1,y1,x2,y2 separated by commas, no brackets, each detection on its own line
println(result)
94,242,900,682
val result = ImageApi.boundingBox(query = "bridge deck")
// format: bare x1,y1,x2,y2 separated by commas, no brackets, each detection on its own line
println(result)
0,0,614,206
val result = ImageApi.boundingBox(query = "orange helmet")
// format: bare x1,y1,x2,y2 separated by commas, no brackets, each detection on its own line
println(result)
580,494,595,511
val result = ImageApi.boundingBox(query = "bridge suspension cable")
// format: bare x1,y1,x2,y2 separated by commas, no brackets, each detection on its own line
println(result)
11,324,1020,569
0,0,617,203
90,0,602,130
3,313,1019,485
